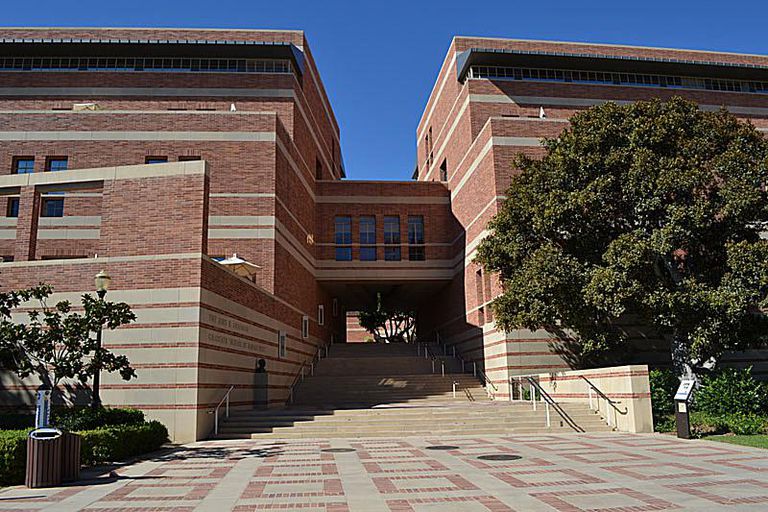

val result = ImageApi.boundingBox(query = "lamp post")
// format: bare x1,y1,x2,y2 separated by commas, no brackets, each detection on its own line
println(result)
91,270,111,409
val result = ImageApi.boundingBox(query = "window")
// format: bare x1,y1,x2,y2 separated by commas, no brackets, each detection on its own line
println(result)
145,156,168,164
332,298,338,317
384,216,401,261
0,256,13,263
359,216,376,261
45,157,68,172
12,157,34,174
464,65,768,95
315,157,323,181
302,315,309,339
278,331,287,359
41,198,64,217
408,216,425,261
0,56,293,75
318,305,325,326
439,159,448,181
6,198,18,218
334,216,352,261
178,155,201,161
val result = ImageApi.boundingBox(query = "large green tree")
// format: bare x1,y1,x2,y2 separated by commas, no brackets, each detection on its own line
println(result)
358,293,416,343
475,98,768,378
0,284,137,402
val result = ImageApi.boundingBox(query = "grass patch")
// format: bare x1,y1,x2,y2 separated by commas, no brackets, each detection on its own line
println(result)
706,434,768,449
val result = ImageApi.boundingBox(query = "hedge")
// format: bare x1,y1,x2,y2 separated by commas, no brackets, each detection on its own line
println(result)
0,430,29,486
79,421,168,465
53,407,145,431
0,420,168,486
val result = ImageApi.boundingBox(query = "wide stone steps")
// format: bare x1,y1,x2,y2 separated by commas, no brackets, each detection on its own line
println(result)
216,402,613,438
213,343,613,439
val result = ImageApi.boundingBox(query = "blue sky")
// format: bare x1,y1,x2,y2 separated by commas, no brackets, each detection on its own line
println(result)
4,1,767,180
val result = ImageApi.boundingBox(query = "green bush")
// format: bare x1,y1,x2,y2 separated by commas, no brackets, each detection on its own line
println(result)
79,420,168,465
0,430,29,486
695,367,768,416
649,368,678,428
52,407,145,431
690,411,767,437
0,418,168,485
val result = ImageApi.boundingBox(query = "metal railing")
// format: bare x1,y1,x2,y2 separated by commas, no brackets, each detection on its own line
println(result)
212,385,235,436
510,375,585,432
418,337,498,400
581,376,627,429
287,341,330,405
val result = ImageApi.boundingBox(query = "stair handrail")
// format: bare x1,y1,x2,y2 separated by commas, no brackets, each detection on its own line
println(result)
510,375,585,432
213,385,235,436
581,376,628,428
422,336,497,400
287,340,330,405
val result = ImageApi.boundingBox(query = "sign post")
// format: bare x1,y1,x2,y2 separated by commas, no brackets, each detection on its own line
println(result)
674,379,695,439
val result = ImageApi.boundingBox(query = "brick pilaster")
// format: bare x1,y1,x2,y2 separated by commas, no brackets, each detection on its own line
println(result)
14,185,40,261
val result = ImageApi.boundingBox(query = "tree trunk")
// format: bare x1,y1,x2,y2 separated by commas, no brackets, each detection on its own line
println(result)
670,328,695,381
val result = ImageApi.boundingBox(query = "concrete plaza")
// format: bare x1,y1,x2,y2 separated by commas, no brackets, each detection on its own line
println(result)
1,433,767,511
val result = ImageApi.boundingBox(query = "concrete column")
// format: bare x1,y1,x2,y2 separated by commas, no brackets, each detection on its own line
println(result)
14,186,40,261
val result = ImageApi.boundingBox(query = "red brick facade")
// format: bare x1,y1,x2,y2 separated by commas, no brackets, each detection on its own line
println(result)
0,29,766,438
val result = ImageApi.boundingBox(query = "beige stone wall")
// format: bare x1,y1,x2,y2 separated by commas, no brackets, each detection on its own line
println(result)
535,365,653,433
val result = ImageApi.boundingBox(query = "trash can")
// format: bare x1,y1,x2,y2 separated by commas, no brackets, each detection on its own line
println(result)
25,428,63,488
61,432,81,482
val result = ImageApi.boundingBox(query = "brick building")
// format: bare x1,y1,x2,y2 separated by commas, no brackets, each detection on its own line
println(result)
0,28,765,441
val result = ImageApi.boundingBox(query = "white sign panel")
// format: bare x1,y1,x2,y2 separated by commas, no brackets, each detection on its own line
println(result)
674,379,695,402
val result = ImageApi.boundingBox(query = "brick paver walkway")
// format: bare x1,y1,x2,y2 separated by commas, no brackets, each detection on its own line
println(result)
1,433,767,511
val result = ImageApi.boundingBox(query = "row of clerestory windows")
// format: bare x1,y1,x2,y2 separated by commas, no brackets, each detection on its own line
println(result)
335,215,425,262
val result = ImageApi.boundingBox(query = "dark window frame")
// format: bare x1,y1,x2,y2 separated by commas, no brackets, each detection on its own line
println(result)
6,197,19,218
359,215,377,261
408,215,426,261
384,216,401,261
41,198,64,218
145,156,168,164
334,216,353,261
45,156,68,172
12,156,34,174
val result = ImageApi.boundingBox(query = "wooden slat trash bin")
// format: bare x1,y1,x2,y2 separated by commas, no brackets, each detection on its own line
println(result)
61,432,81,482
25,428,63,488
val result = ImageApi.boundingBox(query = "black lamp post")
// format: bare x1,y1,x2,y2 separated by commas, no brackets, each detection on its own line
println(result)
91,270,111,409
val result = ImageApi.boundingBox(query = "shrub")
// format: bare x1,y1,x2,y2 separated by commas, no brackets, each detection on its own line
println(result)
696,367,768,416
0,430,29,486
53,407,145,431
723,413,767,435
690,411,767,437
649,368,678,428
79,421,168,465
690,411,730,436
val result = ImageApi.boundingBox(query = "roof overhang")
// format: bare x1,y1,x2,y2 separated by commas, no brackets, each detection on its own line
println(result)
0,38,306,77
456,47,768,84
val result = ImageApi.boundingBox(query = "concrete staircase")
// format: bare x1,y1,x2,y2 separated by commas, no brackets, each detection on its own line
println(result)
215,343,613,439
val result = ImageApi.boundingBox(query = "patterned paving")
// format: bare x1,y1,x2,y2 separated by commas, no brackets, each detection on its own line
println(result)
0,433,766,511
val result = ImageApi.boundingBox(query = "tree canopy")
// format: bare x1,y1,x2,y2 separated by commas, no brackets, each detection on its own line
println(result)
357,293,416,343
475,98,768,376
0,284,137,395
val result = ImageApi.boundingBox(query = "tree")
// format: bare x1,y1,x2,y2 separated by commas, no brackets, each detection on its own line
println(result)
0,283,137,403
358,293,417,343
475,98,768,379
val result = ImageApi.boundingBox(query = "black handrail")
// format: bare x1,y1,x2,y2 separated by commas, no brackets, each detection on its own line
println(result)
580,376,628,416
518,375,585,433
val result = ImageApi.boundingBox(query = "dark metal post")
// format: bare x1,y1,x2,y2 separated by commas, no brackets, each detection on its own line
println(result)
91,288,107,409
675,399,691,439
